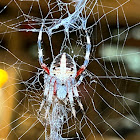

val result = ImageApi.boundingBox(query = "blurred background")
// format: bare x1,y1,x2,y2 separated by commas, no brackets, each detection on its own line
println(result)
0,0,140,140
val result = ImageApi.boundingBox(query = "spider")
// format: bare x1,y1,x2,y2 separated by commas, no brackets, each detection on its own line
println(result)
37,23,91,118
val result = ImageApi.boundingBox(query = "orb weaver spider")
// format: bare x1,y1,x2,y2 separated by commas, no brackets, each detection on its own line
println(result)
38,23,91,118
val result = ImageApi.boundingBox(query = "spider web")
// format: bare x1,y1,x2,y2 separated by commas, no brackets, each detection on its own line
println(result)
0,0,140,139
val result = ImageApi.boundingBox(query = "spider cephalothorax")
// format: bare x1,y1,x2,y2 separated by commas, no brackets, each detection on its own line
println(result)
38,23,91,118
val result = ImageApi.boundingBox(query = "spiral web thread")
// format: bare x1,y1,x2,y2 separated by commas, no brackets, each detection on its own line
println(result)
0,0,140,139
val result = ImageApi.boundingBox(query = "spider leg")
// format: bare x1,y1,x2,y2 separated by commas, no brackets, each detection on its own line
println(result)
39,76,51,114
45,77,55,118
67,80,76,118
38,22,50,74
72,79,84,112
73,86,84,111
76,32,91,78
76,71,85,87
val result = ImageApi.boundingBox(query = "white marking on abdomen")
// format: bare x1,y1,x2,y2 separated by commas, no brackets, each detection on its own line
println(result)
60,53,66,75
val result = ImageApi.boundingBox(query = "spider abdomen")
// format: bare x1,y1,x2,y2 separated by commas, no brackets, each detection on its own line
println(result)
50,53,77,79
